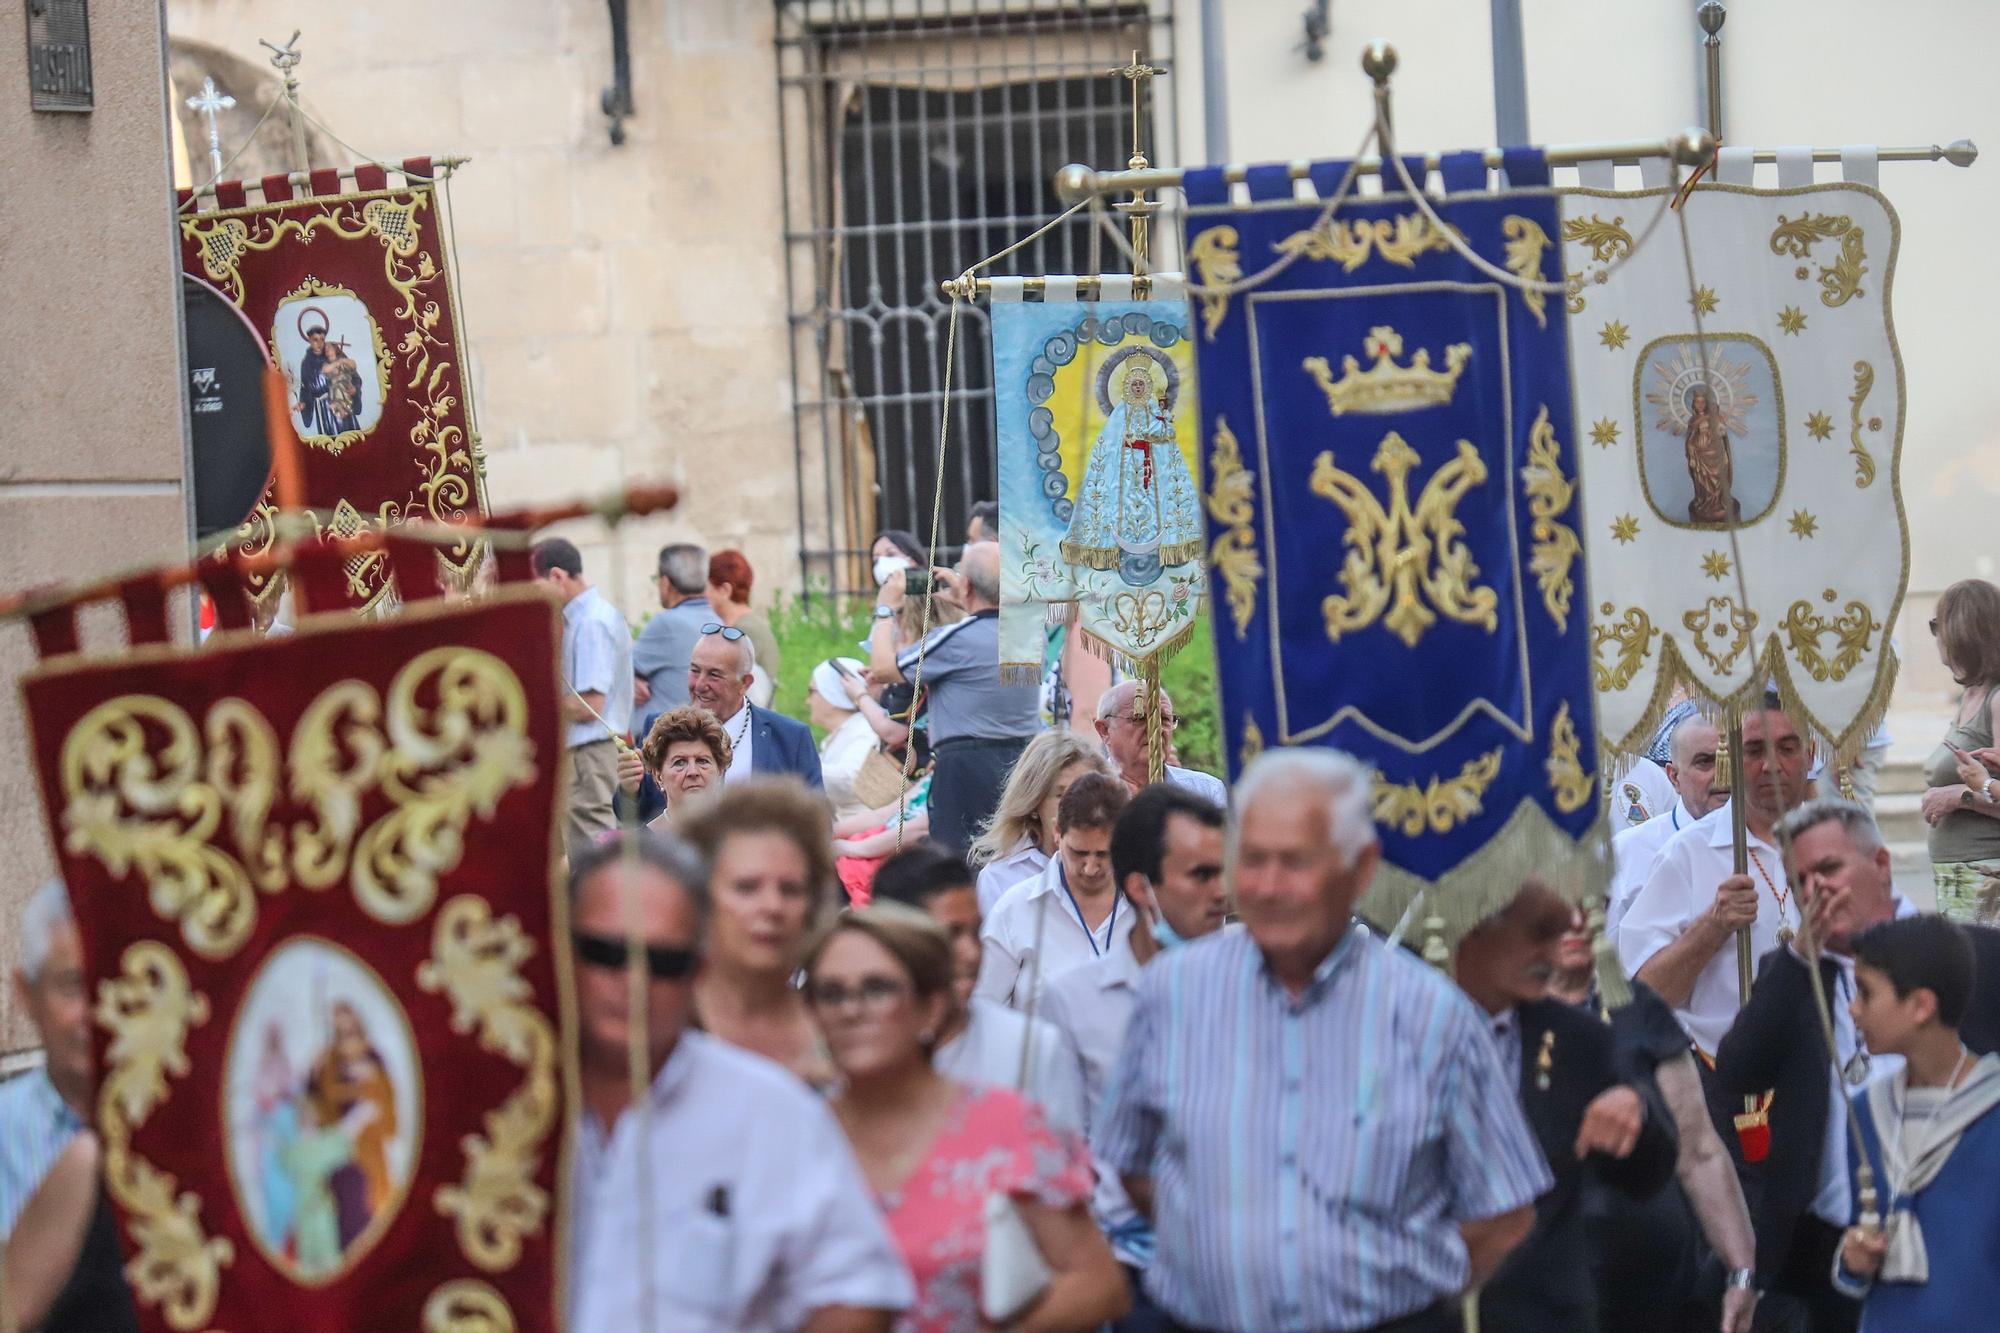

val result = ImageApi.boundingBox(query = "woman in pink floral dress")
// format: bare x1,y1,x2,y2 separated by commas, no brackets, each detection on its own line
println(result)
805,905,1128,1332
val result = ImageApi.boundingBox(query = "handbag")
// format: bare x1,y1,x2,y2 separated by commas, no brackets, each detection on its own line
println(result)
980,895,1055,1323
850,745,914,812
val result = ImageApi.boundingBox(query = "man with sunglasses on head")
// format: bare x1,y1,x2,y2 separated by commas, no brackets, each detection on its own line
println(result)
689,620,821,788
568,832,910,1332
1093,681,1226,806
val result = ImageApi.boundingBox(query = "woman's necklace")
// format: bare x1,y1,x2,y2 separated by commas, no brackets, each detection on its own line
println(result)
1747,848,1794,944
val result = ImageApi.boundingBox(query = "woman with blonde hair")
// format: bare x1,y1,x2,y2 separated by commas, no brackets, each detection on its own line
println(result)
677,778,839,1087
804,905,1127,1332
967,731,1115,915
1923,578,2000,920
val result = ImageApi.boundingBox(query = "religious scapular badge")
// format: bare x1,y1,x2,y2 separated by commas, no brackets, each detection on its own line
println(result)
1536,1030,1557,1091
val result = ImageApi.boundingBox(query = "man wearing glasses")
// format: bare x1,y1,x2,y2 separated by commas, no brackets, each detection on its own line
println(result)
568,832,910,1331
1093,680,1226,807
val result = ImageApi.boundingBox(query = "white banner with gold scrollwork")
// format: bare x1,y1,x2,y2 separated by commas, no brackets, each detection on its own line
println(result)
1564,183,1906,761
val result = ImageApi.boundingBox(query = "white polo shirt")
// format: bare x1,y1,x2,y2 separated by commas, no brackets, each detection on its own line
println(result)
976,837,1048,917
1615,799,1794,1055
571,1032,912,1331
1606,799,1714,937
973,856,1135,1012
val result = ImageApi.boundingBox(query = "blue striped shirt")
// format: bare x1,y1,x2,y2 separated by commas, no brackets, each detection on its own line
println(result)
0,1066,83,1243
1093,924,1552,1332
561,585,634,749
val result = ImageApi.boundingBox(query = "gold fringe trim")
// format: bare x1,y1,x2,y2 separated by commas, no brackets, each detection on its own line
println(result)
1059,536,1207,571
1074,618,1201,678
1358,797,1612,951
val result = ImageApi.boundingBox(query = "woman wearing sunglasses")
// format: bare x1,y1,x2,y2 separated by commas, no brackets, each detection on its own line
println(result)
804,905,1127,1332
678,779,840,1088
615,706,733,829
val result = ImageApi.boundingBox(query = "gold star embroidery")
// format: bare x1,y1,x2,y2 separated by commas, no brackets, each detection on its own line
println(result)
1788,510,1819,539
1610,515,1640,544
1806,410,1835,441
1590,418,1621,448
1599,320,1630,350
1701,551,1732,582
1778,306,1807,335
1689,286,1719,316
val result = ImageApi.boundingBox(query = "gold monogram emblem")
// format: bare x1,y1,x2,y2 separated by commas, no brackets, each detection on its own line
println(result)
1304,327,1471,416
1310,432,1497,649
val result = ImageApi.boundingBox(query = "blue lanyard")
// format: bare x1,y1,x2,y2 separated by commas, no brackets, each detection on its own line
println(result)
1057,860,1117,958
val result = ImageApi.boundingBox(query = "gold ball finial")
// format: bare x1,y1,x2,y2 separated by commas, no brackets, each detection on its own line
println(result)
1361,42,1397,87
1696,1,1727,38
1673,127,1718,167
1053,162,1096,206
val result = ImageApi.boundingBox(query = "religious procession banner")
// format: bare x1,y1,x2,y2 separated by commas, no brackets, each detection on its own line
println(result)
1562,170,1905,763
21,574,572,1332
992,281,1204,676
1185,150,1606,938
178,161,487,612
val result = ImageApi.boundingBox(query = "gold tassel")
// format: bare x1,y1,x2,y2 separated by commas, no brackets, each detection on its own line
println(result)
1590,902,1632,1012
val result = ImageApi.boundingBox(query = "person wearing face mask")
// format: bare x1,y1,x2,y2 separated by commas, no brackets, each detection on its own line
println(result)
615,705,733,829
974,774,1132,1011
804,906,1130,1332
1036,785,1226,1333
870,844,1086,1134
1607,711,1727,936
677,779,842,1088
1453,880,1680,1333
968,731,1118,915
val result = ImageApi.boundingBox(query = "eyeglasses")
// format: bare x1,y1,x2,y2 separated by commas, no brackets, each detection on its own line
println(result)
572,931,699,980
804,976,910,1012
700,622,746,641
1118,712,1180,731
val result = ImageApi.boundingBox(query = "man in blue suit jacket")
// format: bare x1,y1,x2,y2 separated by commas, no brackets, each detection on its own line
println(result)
627,622,822,822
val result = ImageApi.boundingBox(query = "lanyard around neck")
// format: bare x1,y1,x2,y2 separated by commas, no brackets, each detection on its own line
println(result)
1056,859,1117,958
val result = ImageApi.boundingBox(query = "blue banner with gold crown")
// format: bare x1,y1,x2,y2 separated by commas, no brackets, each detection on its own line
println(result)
1187,150,1608,938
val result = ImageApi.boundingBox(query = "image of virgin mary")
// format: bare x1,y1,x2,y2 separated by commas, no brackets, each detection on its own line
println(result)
1060,354,1203,585
1682,384,1739,524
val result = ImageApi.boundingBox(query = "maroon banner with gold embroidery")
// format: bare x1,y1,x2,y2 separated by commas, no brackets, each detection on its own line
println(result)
178,163,487,611
21,588,571,1333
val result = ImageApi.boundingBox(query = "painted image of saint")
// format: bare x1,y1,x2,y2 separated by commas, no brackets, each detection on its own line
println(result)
289,305,364,438
245,1000,400,1278
1061,348,1203,586
1681,385,1738,523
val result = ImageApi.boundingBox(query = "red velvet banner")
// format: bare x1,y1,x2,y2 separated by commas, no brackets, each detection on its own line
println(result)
21,590,572,1333
180,178,487,611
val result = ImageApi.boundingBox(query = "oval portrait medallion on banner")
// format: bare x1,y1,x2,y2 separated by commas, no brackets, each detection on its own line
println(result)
224,936,424,1286
270,281,391,454
1634,333,1785,530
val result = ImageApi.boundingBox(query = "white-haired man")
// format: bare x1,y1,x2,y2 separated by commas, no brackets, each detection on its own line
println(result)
1606,712,1726,936
1093,750,1550,1333
1093,680,1227,806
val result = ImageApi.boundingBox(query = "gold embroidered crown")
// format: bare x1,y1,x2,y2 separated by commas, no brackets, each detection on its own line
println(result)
1303,326,1473,415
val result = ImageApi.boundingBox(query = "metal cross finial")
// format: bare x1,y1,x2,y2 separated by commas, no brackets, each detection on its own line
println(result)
1112,49,1165,168
258,31,312,175
1109,49,1165,275
185,76,236,180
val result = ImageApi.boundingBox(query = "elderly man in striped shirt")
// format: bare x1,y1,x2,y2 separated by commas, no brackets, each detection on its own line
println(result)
1094,750,1552,1333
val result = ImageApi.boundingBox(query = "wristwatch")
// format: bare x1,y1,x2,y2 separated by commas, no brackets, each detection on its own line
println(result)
873,604,896,620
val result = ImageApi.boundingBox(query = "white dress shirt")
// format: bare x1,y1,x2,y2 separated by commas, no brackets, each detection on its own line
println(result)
976,837,1048,917
1810,895,1918,1227
973,856,1136,1012
1610,756,1677,830
932,997,1087,1134
1164,765,1228,807
1606,799,1714,937
1039,937,1149,1265
1616,799,1795,1055
571,1032,912,1331
718,705,756,785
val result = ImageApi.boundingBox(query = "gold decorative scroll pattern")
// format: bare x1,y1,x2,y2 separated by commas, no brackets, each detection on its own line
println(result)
423,1280,517,1332
1239,714,1265,773
1501,216,1551,329
1560,214,1633,315
95,942,231,1331
1186,225,1240,340
57,648,537,959
1520,405,1579,632
1768,212,1867,308
1781,595,1881,682
418,896,558,1286
185,191,480,585
1372,749,1504,836
1204,416,1261,640
1311,432,1497,649
1682,595,1759,674
1544,702,1593,814
1846,361,1879,488
1591,604,1658,692
1273,213,1458,272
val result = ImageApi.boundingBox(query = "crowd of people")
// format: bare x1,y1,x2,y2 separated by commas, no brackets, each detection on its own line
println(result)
6,542,2000,1333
